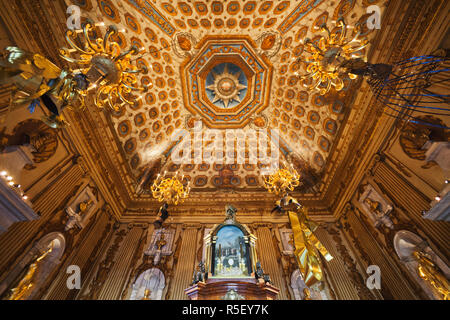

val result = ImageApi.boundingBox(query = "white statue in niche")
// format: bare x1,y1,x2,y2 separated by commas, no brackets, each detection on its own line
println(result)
279,229,295,255
64,186,97,231
359,184,394,229
145,228,174,265
65,200,92,231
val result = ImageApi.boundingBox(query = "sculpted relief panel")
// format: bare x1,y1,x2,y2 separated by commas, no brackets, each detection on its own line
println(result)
358,183,394,229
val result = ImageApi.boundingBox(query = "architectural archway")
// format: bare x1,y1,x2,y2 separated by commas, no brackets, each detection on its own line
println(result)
129,268,165,300
393,230,450,300
290,269,309,300
0,232,65,300
290,268,331,300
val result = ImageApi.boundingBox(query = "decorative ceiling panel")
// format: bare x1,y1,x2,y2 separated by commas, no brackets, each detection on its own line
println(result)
71,0,386,196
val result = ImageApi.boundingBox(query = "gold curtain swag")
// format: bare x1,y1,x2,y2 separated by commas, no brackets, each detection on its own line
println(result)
288,205,333,287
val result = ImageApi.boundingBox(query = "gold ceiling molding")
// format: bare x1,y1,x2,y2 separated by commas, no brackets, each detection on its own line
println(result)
123,0,176,37
278,0,325,34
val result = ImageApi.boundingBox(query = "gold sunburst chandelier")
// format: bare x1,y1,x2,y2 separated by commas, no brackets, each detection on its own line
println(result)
151,171,191,205
297,17,369,95
262,162,300,196
60,21,148,112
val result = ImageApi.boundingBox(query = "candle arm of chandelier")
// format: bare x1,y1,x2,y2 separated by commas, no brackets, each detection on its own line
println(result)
83,26,103,54
117,89,134,105
114,45,139,62
120,82,145,92
64,31,92,56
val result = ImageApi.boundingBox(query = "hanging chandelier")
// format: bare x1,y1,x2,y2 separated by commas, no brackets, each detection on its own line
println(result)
60,21,149,112
262,162,300,196
151,171,191,205
0,20,149,128
297,15,449,128
297,17,369,95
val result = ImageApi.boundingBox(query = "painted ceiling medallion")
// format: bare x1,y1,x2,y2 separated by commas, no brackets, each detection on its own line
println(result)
180,35,273,128
206,63,247,109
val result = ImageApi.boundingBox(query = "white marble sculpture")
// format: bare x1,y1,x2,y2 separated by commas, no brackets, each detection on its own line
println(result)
359,184,394,229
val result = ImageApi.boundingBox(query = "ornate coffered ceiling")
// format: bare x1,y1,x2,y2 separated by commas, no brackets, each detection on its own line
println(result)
180,35,273,128
56,0,389,217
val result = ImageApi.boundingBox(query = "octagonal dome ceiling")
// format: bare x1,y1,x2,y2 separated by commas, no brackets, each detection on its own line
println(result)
71,0,386,194
180,35,273,128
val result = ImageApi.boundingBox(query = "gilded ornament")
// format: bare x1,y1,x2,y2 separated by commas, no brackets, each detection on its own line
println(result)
413,251,450,300
262,162,300,196
9,242,54,300
178,35,192,51
297,18,369,95
261,34,276,50
151,171,190,206
266,190,333,287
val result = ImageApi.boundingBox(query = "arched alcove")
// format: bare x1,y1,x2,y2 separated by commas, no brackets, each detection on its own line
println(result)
34,232,66,261
290,268,330,300
129,268,165,300
393,230,450,300
212,224,251,277
290,269,308,300
1,232,65,300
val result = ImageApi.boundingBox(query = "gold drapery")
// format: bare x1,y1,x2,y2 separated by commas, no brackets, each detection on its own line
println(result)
288,205,333,287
